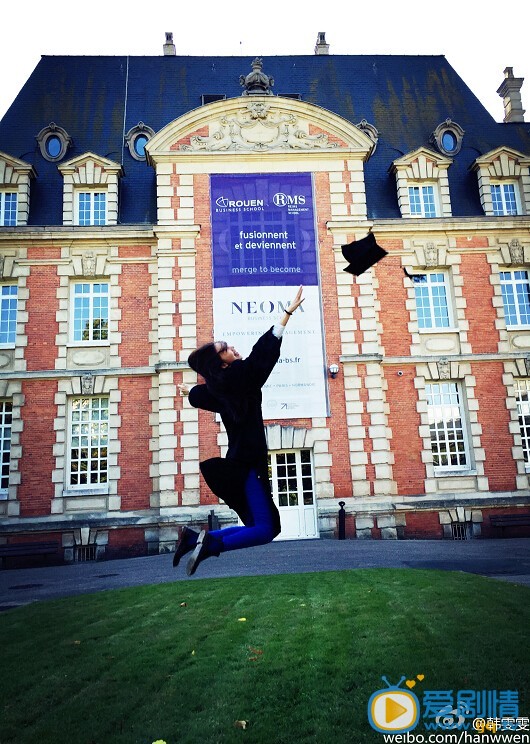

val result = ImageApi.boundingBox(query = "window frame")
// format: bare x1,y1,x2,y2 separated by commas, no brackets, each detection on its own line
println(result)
425,381,471,474
268,448,315,508
67,396,109,490
0,400,12,497
408,183,439,218
413,271,454,330
500,269,530,328
514,378,530,469
70,281,110,345
0,191,18,226
75,189,107,226
0,284,18,347
490,181,521,216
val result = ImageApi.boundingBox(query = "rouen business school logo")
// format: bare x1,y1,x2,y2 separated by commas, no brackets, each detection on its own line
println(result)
214,193,306,212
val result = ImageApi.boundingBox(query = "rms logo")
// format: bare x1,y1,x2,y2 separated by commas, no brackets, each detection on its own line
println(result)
273,192,306,207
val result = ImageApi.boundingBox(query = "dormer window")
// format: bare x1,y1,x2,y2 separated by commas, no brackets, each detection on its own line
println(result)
491,182,520,216
472,146,530,217
408,184,438,218
0,192,17,226
77,191,107,226
58,153,123,226
0,151,36,226
391,147,453,219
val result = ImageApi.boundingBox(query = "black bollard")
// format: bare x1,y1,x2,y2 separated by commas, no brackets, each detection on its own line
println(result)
338,501,346,540
208,509,220,531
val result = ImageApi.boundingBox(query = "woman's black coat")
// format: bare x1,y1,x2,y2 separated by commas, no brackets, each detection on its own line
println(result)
188,327,282,530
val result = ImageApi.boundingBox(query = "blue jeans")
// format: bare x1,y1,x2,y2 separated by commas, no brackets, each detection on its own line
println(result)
208,469,280,552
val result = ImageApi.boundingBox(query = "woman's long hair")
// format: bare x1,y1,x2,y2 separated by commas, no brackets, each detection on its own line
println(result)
188,342,248,423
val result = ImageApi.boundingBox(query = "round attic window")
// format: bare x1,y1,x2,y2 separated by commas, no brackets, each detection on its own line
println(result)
36,123,72,162
45,135,62,159
133,134,149,158
441,130,458,154
125,123,156,161
430,119,464,157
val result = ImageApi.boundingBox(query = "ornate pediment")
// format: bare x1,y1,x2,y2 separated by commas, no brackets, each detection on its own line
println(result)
180,101,339,152
145,96,375,162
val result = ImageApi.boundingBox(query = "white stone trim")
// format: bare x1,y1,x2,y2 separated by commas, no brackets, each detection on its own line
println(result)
0,152,36,226
391,148,452,218
472,147,530,216
502,363,530,490
404,240,470,356
55,246,121,370
415,363,488,494
0,382,23,517
51,377,121,514
58,153,123,226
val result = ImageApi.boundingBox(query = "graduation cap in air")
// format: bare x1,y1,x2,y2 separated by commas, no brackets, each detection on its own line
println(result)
341,232,388,276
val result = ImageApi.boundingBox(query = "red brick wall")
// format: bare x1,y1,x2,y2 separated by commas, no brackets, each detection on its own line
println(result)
403,510,443,538
315,171,352,497
474,362,517,492
386,367,425,495
25,262,60,371
118,262,152,367
378,241,412,357
117,377,152,509
460,250,499,354
193,174,220,502
18,379,57,516
106,527,148,558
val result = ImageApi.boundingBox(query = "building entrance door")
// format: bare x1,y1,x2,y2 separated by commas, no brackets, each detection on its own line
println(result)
268,449,319,540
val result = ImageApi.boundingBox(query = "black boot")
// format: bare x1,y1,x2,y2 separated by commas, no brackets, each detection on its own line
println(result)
173,527,199,568
186,530,222,576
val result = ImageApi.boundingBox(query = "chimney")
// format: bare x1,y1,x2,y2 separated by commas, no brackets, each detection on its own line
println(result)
497,67,525,122
314,32,329,55
163,32,176,56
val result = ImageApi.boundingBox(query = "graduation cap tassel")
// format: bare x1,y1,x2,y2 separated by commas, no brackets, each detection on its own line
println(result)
341,232,388,276
403,267,427,280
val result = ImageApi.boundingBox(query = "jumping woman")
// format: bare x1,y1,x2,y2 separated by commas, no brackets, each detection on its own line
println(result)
174,285,304,575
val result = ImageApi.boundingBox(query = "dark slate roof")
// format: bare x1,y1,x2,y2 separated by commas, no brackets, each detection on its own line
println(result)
1,54,529,225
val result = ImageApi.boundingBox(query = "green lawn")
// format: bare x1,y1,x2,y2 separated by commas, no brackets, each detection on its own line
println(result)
0,569,528,744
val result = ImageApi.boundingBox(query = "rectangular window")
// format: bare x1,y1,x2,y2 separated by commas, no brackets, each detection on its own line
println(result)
268,449,315,507
0,401,12,493
0,285,18,345
0,192,17,226
413,273,451,329
500,270,530,327
515,379,530,465
72,283,109,342
77,192,107,226
408,185,437,218
491,183,519,216
69,397,108,487
426,382,470,471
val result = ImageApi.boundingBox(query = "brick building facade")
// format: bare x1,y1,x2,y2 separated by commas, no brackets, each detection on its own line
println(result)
0,37,529,563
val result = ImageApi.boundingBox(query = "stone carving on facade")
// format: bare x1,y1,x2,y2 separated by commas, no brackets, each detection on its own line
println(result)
509,238,524,265
425,242,439,267
180,101,339,152
356,119,379,152
437,358,451,380
82,252,97,277
80,372,95,395
524,355,530,377
240,58,274,96
0,256,4,279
